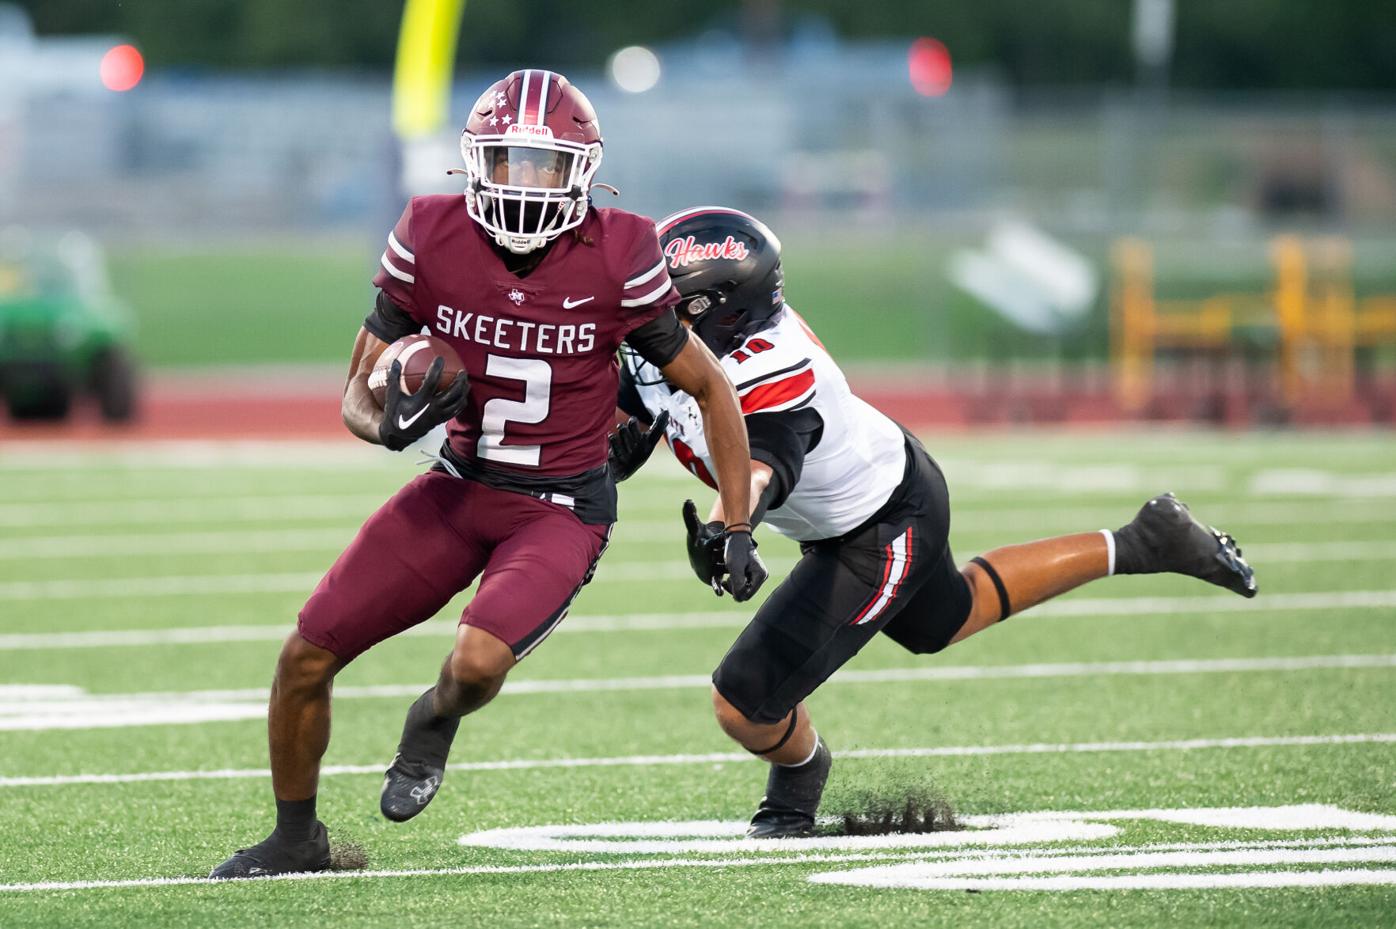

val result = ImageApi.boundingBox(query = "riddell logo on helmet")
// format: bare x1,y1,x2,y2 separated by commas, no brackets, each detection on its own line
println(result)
506,124,553,139
664,235,750,269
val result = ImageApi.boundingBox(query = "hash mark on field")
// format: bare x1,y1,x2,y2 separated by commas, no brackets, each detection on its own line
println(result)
1,733,1391,788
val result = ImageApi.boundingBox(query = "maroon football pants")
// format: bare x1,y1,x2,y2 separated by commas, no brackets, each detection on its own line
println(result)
298,471,610,662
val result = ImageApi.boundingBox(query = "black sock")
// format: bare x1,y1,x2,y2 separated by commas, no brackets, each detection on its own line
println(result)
400,689,461,759
1112,525,1151,575
275,795,317,842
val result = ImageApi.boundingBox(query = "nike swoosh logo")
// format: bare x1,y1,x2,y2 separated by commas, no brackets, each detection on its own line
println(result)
562,296,594,309
397,407,429,430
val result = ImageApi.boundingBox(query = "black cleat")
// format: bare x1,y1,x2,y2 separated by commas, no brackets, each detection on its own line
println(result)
1114,492,1258,598
208,822,330,880
746,738,832,840
380,690,459,823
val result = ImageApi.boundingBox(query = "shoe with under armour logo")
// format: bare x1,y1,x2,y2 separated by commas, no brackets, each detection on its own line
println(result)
380,689,460,823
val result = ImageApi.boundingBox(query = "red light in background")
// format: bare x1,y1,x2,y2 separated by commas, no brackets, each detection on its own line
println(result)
908,37,952,97
100,44,144,92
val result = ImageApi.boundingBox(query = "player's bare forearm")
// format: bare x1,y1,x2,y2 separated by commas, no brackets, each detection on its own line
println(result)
660,332,752,528
708,461,773,525
342,327,390,444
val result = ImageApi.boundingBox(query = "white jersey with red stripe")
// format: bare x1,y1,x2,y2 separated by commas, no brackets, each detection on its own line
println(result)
628,306,907,542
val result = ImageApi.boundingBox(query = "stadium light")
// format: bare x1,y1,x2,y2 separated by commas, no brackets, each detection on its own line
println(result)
99,43,143,92
908,37,951,97
608,46,661,94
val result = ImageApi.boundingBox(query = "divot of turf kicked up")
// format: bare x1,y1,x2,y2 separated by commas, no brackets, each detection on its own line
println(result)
822,776,962,836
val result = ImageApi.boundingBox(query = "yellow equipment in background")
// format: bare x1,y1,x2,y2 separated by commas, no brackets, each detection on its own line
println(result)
1111,236,1396,416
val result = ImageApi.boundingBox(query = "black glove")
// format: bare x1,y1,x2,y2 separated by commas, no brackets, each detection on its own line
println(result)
608,410,669,482
377,356,469,452
721,529,768,602
682,499,728,595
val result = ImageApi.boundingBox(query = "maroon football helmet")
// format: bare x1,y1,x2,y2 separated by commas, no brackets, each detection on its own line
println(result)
460,70,604,254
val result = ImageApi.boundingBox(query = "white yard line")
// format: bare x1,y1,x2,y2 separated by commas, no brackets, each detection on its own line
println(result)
0,611,743,650
25,653,1392,706
5,836,1394,895
0,562,777,599
2,530,1393,565
0,732,1391,789
0,528,359,559
2,654,1388,733
3,588,1395,645
0,494,389,528
2,495,1394,530
0,851,955,894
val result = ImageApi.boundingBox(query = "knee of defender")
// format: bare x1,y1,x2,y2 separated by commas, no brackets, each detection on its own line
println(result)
448,646,510,693
710,686,756,738
275,633,340,694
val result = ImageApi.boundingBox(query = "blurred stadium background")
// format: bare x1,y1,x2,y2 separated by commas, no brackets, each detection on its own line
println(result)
3,0,1395,430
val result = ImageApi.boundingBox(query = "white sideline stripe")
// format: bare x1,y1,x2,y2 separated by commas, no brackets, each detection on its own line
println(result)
5,589,1396,646
1,733,1391,789
25,653,1396,708
4,531,1396,565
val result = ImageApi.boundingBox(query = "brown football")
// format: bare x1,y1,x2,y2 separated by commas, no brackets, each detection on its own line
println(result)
368,335,466,407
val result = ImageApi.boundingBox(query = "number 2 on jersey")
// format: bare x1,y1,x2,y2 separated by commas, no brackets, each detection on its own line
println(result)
477,354,551,466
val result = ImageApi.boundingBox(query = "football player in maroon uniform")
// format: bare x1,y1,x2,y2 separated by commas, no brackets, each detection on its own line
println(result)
615,207,1257,839
211,72,767,879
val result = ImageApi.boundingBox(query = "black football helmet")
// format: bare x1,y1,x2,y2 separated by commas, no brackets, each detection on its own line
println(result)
655,207,784,355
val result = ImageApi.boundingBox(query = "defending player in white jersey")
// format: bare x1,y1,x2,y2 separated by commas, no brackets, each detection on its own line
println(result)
611,206,1259,839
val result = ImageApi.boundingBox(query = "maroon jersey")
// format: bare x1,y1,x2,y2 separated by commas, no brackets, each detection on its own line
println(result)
373,196,678,488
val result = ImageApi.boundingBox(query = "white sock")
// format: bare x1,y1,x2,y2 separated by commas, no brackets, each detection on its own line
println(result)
777,733,821,768
1100,528,1116,577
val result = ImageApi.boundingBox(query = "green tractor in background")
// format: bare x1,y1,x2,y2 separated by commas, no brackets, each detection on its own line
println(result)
0,230,138,422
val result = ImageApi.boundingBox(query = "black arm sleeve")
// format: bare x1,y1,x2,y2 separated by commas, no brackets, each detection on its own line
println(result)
363,290,421,343
615,357,652,424
622,308,687,369
745,406,824,518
